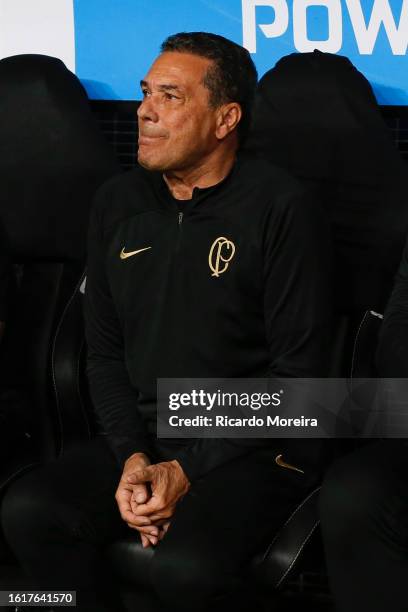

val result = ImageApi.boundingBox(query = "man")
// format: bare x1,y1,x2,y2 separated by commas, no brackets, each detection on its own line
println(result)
320,234,408,612
1,32,331,612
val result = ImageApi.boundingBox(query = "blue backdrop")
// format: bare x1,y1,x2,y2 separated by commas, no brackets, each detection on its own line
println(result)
73,0,408,104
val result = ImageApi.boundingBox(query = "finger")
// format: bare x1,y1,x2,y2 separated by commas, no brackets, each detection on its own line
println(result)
149,513,168,522
140,533,150,549
120,509,152,526
115,489,133,508
130,496,138,515
158,528,167,541
127,467,153,484
162,521,171,535
116,494,137,519
149,507,173,521
133,498,163,516
116,481,136,495
127,523,140,531
117,498,141,524
150,518,170,527
158,521,171,541
130,486,150,515
146,534,158,546
131,483,149,504
136,527,157,546
134,524,160,536
116,492,132,511
115,489,136,515
127,523,160,536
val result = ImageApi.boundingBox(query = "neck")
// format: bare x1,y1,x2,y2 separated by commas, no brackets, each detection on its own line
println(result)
163,146,237,200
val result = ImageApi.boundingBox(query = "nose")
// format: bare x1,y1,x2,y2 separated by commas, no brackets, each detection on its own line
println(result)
137,96,159,124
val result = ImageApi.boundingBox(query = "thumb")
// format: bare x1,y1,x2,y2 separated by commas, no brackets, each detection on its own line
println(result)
132,484,149,504
127,466,152,484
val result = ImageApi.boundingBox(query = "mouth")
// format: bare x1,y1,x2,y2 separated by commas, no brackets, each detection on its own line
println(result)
138,135,166,146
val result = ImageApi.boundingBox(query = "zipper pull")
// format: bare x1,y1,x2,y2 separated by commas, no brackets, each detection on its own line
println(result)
178,212,183,225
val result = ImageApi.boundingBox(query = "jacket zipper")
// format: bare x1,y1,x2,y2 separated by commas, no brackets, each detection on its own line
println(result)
177,211,183,251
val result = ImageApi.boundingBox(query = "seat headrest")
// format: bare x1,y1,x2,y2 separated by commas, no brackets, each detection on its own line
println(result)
0,54,120,260
245,51,408,314
246,50,405,184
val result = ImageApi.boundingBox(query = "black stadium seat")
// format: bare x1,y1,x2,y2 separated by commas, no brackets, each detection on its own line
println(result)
245,50,408,316
0,53,119,580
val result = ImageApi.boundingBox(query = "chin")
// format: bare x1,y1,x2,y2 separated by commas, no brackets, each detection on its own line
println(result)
138,153,167,172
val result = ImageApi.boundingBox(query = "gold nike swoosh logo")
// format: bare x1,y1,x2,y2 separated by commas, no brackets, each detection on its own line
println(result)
275,454,305,474
120,247,152,260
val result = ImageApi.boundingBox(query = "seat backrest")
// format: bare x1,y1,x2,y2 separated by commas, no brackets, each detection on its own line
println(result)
0,54,120,464
51,269,97,456
1,262,90,461
350,310,382,379
252,308,383,590
245,50,408,315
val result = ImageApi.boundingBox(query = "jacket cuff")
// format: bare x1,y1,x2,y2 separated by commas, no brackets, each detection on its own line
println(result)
109,435,154,471
170,447,200,483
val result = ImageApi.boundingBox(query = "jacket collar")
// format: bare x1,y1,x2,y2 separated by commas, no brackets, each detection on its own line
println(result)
147,156,241,213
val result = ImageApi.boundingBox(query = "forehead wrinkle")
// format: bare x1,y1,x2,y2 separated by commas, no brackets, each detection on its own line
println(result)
158,84,182,91
140,78,185,92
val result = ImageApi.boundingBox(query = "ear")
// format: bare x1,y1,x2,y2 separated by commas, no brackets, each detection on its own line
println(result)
215,103,242,140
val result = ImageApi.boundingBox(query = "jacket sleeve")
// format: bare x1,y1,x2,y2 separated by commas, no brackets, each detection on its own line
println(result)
84,190,153,469
171,190,333,483
376,234,408,377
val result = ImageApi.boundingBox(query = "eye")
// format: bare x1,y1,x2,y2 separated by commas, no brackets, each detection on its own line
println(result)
164,92,179,100
141,88,151,98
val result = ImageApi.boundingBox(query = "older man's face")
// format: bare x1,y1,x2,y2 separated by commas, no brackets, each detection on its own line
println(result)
137,51,220,172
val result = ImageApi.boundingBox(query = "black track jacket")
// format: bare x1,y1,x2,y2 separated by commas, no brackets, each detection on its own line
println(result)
84,153,332,482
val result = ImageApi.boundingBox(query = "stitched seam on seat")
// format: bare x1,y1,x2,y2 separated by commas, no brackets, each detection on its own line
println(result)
0,463,40,492
51,268,87,457
275,520,320,588
260,485,321,564
350,310,369,383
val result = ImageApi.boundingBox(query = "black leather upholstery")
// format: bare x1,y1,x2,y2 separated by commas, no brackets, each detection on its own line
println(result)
106,485,322,596
351,310,382,379
51,269,94,455
0,55,119,579
0,54,120,262
0,53,119,469
0,262,87,464
245,50,408,316
251,486,321,589
107,539,155,588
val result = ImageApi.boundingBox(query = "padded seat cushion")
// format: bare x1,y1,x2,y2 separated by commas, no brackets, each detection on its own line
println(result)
106,487,321,592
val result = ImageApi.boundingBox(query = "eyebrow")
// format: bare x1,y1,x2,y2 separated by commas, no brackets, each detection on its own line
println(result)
140,80,182,92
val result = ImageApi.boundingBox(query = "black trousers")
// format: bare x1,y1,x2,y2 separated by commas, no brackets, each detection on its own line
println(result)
319,439,408,612
0,435,314,612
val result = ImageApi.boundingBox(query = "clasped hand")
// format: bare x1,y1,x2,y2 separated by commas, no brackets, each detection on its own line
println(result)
115,453,190,548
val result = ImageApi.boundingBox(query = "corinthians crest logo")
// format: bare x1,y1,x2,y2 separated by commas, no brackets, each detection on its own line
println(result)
208,237,236,277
